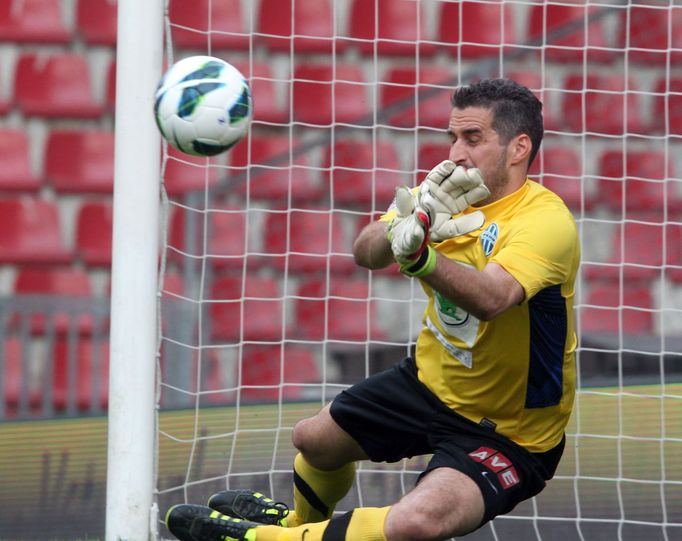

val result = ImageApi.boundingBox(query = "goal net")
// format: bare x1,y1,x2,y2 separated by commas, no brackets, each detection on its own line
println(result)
153,1,682,540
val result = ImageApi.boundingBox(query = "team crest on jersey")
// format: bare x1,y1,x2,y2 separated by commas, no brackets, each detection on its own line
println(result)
480,222,499,256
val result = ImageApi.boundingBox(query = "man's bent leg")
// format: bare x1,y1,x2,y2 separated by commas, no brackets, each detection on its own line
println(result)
196,467,482,541
258,468,483,541
288,404,368,526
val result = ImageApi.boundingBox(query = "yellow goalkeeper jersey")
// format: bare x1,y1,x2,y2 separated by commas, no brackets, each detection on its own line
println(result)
383,179,580,453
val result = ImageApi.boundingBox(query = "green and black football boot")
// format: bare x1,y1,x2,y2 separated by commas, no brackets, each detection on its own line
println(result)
166,503,258,541
208,489,290,526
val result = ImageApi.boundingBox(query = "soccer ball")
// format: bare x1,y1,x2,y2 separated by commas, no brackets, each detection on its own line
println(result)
154,56,252,156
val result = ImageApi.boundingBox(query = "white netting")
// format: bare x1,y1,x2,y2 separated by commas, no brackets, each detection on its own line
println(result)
156,1,682,540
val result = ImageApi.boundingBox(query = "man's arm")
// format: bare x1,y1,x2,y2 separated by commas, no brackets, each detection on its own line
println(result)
353,220,524,321
352,220,394,270
422,255,524,321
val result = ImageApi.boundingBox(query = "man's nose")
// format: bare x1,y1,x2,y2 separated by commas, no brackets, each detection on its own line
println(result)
448,140,468,165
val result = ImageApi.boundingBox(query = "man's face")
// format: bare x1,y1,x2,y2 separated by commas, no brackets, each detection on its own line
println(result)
446,106,509,200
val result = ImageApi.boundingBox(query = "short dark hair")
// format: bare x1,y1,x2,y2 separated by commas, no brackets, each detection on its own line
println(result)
451,78,544,167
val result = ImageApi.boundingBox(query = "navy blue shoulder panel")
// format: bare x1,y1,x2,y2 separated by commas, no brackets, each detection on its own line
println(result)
525,284,567,408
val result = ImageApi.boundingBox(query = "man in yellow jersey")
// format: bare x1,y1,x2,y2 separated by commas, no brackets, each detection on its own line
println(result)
166,78,580,541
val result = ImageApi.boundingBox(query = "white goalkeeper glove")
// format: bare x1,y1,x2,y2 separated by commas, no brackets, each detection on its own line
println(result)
386,186,436,277
418,160,490,242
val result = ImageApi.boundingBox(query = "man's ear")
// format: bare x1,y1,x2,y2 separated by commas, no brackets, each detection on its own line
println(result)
509,133,532,166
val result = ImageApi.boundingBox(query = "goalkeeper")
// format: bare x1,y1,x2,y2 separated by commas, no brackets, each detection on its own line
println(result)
166,78,581,541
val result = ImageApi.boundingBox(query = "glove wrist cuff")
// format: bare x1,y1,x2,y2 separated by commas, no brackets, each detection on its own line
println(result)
399,245,437,277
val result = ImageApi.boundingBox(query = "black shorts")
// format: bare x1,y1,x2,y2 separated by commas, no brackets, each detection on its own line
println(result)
329,357,565,525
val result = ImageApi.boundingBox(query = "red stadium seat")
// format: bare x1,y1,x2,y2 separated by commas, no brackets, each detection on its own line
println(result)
76,0,117,46
651,76,682,135
256,0,344,54
667,222,682,284
3,338,52,414
526,1,613,64
169,204,249,271
14,53,103,118
229,134,323,204
14,266,92,296
293,63,370,126
595,150,681,215
437,1,519,59
322,138,405,211
561,73,645,136
261,209,355,275
106,58,116,112
169,0,249,51
379,66,455,129
529,145,590,211
209,274,284,342
163,145,220,196
581,283,654,335
617,4,682,65
76,201,113,266
584,220,682,283
239,344,320,401
53,337,109,412
348,0,436,57
0,0,70,44
45,130,114,193
13,266,94,335
2,337,45,414
3,337,23,413
0,70,10,115
0,129,40,192
231,61,288,124
0,197,71,264
293,276,385,342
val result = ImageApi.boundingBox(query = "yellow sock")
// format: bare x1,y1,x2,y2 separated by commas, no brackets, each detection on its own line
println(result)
287,453,356,526
255,506,390,541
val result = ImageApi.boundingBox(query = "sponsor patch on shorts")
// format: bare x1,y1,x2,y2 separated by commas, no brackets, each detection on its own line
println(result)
469,446,521,490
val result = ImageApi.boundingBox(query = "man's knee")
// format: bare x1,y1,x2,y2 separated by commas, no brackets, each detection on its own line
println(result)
291,407,339,462
291,405,367,469
291,416,317,453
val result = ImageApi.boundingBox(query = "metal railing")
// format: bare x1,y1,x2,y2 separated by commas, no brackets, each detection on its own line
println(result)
0,295,110,419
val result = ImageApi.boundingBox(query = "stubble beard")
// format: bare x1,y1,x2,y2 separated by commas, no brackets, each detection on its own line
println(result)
479,150,510,204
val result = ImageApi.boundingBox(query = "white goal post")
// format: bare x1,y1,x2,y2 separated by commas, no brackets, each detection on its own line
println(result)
106,0,163,540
